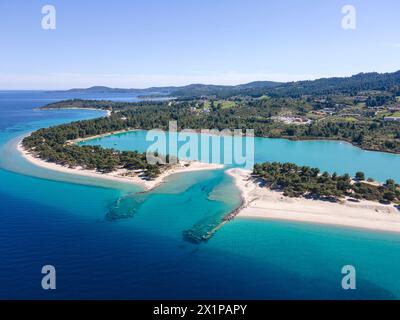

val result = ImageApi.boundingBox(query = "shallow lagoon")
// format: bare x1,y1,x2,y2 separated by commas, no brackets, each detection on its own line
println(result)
81,129,400,182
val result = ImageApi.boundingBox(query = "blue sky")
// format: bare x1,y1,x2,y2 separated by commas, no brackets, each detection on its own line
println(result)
1,0,400,89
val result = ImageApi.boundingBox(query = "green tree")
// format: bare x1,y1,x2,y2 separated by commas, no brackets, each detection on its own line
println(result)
355,171,365,181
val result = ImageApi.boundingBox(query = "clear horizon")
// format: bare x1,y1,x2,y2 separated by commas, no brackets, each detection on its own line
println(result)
1,0,400,90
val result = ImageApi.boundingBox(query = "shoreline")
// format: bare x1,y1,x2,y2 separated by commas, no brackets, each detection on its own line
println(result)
38,106,400,155
39,107,112,117
17,141,223,191
67,128,139,145
226,168,400,234
275,135,400,156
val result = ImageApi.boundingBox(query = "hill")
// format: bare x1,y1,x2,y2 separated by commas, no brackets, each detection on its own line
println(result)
51,70,400,98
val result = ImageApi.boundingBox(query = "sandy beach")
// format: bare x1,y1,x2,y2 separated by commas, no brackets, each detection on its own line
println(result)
17,141,223,191
66,128,139,145
40,107,112,118
226,168,400,233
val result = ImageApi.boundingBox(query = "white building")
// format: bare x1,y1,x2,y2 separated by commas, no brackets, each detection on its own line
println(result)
384,117,400,122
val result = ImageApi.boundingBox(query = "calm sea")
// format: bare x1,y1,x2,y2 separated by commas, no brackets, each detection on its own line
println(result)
1,91,400,299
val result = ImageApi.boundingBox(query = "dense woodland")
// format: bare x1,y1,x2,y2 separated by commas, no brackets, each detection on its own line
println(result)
261,71,400,98
169,71,400,98
253,162,400,204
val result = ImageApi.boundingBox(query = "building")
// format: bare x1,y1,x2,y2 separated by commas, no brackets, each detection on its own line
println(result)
322,108,336,115
272,116,312,125
384,117,400,122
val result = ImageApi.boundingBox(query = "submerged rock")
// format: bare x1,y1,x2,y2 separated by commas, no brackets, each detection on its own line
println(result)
105,192,148,221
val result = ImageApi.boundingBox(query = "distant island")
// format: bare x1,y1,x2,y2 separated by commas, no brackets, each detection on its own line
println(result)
49,81,282,98
50,70,400,99
49,85,176,96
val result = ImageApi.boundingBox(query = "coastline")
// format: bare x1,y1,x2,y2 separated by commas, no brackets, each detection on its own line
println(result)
39,107,112,117
67,128,139,145
37,106,400,155
17,140,223,191
274,135,400,156
226,168,400,233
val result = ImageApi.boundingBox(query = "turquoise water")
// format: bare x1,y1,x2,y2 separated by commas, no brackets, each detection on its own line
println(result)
81,130,400,182
1,91,400,299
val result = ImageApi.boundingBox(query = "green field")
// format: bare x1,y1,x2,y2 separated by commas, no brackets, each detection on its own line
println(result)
204,100,236,109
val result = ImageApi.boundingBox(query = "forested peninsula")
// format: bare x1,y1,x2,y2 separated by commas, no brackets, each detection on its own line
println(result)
22,71,400,190
253,162,400,204
22,111,166,178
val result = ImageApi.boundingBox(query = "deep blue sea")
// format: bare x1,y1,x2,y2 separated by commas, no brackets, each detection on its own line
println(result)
1,91,400,299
